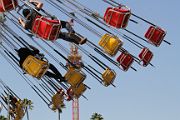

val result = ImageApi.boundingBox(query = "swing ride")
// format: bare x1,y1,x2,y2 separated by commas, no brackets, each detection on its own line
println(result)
0,0,170,120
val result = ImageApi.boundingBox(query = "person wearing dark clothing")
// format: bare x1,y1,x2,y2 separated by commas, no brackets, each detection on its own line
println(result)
21,8,41,30
18,0,43,29
17,46,65,82
17,47,39,68
18,0,86,45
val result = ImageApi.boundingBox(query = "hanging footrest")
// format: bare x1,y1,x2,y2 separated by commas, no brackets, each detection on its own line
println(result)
22,55,49,79
99,33,123,56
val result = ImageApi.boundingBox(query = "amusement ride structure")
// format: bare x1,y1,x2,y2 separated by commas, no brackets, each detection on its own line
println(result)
0,0,170,120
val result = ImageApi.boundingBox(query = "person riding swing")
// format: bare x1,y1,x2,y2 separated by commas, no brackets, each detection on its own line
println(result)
18,0,87,45
16,45,66,82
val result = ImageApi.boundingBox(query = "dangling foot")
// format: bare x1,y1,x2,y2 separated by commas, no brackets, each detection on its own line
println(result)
79,37,87,45
68,19,74,26
61,77,67,83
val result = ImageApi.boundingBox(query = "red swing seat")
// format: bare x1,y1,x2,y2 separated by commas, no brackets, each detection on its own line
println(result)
104,6,131,29
32,16,61,41
138,47,153,67
0,0,18,12
116,52,134,71
145,26,166,47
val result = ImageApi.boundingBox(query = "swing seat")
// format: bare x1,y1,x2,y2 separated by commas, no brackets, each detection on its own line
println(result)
0,0,18,12
99,33,123,56
104,6,131,29
116,52,134,71
51,93,64,110
145,26,166,47
32,16,61,41
139,47,153,67
67,83,87,99
22,55,49,79
102,68,116,87
64,69,86,88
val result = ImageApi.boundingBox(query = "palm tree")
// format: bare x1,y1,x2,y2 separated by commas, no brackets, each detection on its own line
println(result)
90,113,104,120
0,115,8,120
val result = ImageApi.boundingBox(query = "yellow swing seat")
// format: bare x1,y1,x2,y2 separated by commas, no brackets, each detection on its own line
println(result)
64,69,86,88
69,83,87,98
22,55,49,79
102,68,116,87
99,33,123,56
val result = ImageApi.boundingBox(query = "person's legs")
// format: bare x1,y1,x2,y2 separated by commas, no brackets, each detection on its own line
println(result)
45,71,58,79
60,21,87,45
61,21,75,33
45,64,65,82
58,32,80,44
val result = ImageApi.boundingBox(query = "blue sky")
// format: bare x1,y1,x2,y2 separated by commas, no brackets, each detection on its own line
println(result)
0,0,180,120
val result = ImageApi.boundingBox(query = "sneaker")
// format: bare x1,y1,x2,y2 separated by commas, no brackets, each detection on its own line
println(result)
68,19,74,26
61,77,67,82
79,38,87,45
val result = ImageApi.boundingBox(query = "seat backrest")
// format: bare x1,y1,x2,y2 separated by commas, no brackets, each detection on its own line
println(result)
99,34,123,56
64,69,86,88
104,6,131,28
117,52,134,71
73,83,86,98
139,48,153,66
22,55,49,79
102,68,116,87
145,26,166,47
103,7,112,20
68,83,87,98
32,16,61,41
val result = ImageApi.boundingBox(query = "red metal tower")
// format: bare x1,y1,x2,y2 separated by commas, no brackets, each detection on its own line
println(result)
67,43,83,120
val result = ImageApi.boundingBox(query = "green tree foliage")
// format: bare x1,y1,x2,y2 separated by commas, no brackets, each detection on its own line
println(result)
0,115,7,120
90,113,104,120
22,98,33,110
